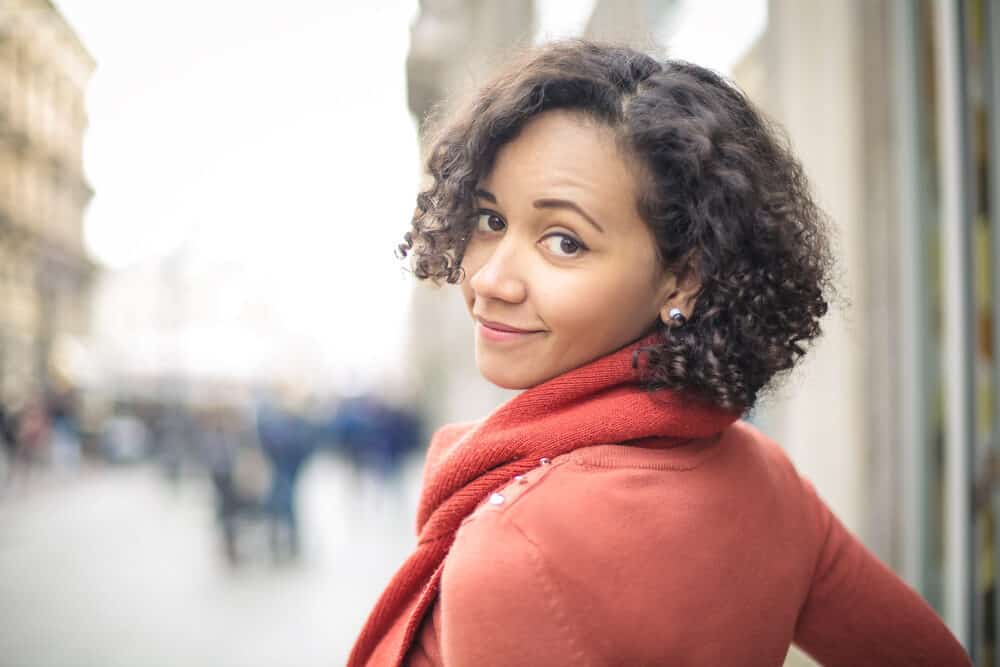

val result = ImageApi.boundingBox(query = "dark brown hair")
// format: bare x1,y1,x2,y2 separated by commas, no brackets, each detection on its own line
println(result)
398,39,840,412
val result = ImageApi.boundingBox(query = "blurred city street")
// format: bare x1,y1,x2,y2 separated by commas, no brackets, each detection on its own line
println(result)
0,0,991,663
0,453,424,667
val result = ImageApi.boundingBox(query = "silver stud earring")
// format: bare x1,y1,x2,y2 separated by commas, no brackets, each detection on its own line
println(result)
668,307,686,326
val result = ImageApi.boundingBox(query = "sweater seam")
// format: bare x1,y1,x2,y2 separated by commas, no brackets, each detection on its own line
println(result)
466,457,570,522
505,515,595,667
794,475,835,627
567,433,728,471
568,459,701,472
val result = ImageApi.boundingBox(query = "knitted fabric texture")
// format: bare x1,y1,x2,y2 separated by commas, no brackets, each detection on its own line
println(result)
346,334,743,666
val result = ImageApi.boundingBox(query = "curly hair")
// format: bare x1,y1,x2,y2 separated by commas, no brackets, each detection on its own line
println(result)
398,39,841,412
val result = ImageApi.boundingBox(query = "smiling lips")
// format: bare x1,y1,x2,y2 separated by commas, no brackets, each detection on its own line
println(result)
476,317,544,343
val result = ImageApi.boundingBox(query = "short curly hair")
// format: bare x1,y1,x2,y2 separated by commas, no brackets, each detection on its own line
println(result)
399,39,841,412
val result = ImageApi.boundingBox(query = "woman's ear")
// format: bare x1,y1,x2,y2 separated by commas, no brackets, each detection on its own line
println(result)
658,253,702,326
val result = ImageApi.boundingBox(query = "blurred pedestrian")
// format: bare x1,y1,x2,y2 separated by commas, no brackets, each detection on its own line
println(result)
5,395,51,491
202,409,269,565
46,379,81,473
256,401,316,562
154,406,190,488
0,399,13,490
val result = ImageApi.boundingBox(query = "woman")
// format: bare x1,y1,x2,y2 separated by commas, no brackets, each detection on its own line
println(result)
349,40,971,666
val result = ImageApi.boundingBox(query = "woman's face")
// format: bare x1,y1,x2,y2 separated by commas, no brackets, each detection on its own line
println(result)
460,109,697,389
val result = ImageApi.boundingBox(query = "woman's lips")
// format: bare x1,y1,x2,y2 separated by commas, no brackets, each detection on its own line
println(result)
476,319,543,343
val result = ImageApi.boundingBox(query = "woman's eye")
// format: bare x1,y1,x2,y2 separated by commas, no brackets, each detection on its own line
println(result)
541,233,585,257
476,212,506,233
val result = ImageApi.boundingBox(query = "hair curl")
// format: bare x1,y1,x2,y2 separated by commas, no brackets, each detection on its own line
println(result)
398,39,841,412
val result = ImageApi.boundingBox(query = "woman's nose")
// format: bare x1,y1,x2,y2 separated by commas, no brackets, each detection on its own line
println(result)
467,239,527,304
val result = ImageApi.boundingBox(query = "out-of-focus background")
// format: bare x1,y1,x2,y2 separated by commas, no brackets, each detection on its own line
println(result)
0,0,996,665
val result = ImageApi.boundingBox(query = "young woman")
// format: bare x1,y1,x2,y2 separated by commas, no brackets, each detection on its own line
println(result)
348,40,971,666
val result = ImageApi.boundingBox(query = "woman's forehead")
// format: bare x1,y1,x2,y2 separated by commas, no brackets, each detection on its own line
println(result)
478,111,640,217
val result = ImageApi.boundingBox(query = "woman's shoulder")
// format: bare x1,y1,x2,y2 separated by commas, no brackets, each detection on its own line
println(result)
440,420,827,665
555,418,802,487
457,419,812,555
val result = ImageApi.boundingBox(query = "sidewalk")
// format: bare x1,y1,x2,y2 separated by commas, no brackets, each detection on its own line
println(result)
0,453,424,667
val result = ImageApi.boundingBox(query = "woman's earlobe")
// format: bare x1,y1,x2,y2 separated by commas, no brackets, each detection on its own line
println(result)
660,305,688,327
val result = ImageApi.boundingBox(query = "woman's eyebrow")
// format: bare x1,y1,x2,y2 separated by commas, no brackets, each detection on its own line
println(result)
474,188,497,202
533,198,605,233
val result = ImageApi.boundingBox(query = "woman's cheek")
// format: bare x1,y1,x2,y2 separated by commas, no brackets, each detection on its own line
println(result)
536,270,608,325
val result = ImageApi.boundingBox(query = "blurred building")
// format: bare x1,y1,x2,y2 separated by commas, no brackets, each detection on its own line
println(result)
732,1,998,662
0,0,94,405
406,0,999,663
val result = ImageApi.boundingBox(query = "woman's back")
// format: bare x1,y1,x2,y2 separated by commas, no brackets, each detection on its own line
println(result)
405,420,969,666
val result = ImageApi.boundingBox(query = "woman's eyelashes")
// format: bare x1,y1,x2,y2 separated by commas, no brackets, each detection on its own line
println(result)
475,210,506,233
473,210,589,257
540,232,587,257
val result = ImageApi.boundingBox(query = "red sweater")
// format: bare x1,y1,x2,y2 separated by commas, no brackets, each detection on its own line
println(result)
403,420,971,666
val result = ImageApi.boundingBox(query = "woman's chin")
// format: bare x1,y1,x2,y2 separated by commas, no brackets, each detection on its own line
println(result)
477,364,542,390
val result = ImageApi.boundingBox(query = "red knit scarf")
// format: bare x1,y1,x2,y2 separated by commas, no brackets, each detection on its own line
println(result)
347,334,743,666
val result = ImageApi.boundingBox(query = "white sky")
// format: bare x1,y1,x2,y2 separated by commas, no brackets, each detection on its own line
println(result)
534,0,597,42
666,0,768,74
534,0,767,75
53,1,421,389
